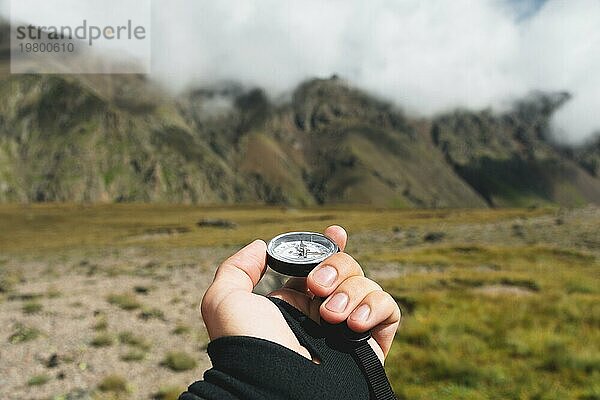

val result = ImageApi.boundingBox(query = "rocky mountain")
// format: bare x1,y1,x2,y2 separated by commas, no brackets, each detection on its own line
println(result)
0,21,599,207
431,93,600,207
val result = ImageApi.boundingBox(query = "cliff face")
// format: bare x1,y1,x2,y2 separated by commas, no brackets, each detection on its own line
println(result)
431,93,600,207
0,23,598,207
575,137,600,179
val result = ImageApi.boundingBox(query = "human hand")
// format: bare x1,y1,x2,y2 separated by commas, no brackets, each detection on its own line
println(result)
200,226,401,363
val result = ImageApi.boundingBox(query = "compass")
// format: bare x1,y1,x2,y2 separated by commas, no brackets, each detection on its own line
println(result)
266,232,339,277
265,231,391,398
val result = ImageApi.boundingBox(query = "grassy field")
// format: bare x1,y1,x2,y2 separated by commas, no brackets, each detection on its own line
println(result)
0,204,599,399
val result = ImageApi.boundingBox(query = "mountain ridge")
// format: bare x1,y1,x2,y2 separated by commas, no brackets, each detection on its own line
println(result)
0,18,598,207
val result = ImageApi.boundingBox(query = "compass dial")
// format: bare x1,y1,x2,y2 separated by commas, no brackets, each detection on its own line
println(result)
272,240,330,262
266,232,338,276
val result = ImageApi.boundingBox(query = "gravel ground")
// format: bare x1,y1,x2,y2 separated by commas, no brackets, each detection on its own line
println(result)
0,247,232,400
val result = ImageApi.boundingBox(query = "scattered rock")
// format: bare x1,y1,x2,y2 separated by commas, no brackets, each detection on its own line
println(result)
144,260,161,269
134,286,150,295
512,222,525,237
196,218,237,229
403,228,418,241
498,277,540,292
476,264,501,271
474,285,535,297
423,232,445,243
79,262,99,276
144,226,190,235
452,278,485,287
46,353,59,368
63,388,92,400
452,246,480,253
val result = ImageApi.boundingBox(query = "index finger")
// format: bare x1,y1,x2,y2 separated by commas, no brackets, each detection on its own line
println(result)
324,225,347,252
280,225,347,293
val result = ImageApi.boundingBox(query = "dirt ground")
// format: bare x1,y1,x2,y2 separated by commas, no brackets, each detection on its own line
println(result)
0,242,289,399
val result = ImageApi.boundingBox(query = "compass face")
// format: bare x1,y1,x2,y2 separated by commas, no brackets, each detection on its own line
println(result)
267,232,338,266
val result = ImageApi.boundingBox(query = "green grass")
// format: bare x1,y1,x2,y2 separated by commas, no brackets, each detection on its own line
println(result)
0,271,22,293
139,307,165,321
172,324,191,336
22,301,43,314
379,244,599,400
92,316,109,331
120,349,147,362
161,351,197,372
46,286,62,298
153,386,183,400
90,333,114,347
8,324,41,343
117,331,151,362
97,374,129,393
27,374,50,386
106,293,142,311
118,331,151,351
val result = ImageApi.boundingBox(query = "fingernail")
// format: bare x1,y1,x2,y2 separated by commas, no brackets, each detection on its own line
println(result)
350,304,371,322
325,292,349,313
313,265,337,287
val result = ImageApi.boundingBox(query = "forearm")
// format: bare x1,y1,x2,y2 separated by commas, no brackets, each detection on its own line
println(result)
179,298,372,400
180,336,365,400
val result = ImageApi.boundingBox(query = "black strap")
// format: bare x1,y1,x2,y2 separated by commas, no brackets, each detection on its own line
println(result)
352,340,396,400
268,297,396,400
324,322,396,400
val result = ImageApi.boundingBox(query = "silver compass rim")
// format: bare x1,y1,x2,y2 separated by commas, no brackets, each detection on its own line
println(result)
266,231,338,265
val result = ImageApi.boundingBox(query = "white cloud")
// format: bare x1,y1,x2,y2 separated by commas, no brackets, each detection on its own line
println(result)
1,0,599,143
518,0,600,143
150,0,600,143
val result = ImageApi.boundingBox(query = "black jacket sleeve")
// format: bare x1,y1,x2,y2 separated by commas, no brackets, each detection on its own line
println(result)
178,297,371,400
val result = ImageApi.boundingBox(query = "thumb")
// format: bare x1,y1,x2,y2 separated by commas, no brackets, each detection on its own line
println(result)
204,240,267,308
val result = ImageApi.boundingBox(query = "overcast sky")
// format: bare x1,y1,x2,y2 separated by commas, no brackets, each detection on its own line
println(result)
1,0,598,143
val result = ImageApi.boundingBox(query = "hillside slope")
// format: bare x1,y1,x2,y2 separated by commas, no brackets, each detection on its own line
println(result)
0,74,248,202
